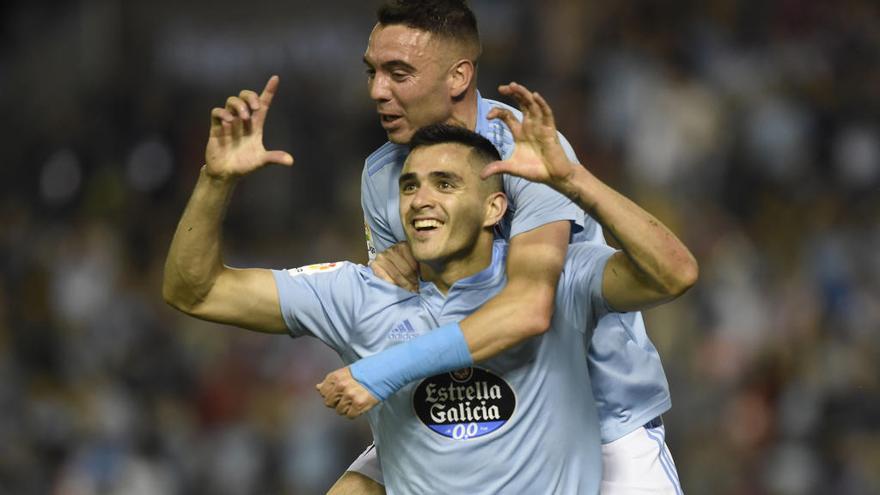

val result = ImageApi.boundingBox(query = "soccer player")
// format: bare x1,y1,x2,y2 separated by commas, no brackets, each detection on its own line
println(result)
328,1,685,493
162,74,697,493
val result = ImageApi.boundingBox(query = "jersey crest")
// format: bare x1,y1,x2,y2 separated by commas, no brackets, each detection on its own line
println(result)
364,221,377,262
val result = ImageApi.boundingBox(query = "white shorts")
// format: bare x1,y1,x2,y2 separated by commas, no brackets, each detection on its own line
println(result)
346,421,682,493
347,443,384,485
601,422,683,494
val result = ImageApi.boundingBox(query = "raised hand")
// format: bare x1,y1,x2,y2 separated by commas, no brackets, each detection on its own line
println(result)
205,75,294,180
482,82,577,189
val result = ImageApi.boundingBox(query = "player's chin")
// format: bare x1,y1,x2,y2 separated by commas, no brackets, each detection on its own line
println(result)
386,126,416,145
409,243,440,264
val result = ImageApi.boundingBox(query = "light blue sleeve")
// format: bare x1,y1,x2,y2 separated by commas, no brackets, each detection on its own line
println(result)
271,262,365,354
558,242,617,326
502,131,587,239
361,163,398,257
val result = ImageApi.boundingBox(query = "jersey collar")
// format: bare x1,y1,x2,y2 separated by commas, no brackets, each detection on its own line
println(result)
417,240,508,296
474,90,491,136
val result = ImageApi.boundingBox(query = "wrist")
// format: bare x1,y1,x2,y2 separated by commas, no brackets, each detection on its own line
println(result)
552,163,582,198
201,164,241,185
556,165,599,213
349,323,473,401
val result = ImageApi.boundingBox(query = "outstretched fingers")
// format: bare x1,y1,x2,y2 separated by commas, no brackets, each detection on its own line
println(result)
502,82,541,119
204,76,294,177
244,75,280,133
259,75,280,107
480,159,512,179
487,107,521,136
253,76,292,166
532,91,556,130
263,149,294,167
497,82,558,134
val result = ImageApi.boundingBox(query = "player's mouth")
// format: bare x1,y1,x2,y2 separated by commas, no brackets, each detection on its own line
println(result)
379,113,403,128
413,218,443,230
410,218,444,239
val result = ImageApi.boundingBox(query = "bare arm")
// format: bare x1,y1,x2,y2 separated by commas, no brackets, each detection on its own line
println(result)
369,224,567,359
560,166,696,311
461,220,568,360
162,76,294,333
484,82,698,311
163,169,286,332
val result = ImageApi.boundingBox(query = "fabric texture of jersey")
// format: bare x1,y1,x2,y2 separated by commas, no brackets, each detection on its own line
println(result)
361,92,671,443
272,241,612,494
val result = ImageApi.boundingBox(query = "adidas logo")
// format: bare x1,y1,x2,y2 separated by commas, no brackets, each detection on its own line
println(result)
388,320,417,341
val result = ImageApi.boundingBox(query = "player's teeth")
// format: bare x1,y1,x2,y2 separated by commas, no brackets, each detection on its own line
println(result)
414,219,441,229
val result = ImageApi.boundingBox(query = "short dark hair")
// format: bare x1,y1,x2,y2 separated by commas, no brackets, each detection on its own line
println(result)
377,0,480,55
409,123,503,192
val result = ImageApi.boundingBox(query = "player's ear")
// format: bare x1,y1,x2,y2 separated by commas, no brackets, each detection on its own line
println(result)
448,59,474,99
483,191,507,228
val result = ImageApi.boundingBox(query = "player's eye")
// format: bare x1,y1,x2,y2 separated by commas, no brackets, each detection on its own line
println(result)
391,71,409,81
401,183,417,193
439,181,453,190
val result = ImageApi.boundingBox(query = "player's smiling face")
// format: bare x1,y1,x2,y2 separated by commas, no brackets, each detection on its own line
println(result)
364,24,457,144
399,143,496,266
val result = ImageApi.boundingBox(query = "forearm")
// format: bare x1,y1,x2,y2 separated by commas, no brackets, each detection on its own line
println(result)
559,165,697,298
349,222,569,399
163,166,238,311
458,280,553,361
459,221,568,361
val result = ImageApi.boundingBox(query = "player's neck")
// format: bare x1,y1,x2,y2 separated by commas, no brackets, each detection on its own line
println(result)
419,233,495,295
446,89,479,132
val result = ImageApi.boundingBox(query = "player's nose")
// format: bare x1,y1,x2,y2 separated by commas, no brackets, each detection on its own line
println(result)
368,74,392,103
410,187,435,209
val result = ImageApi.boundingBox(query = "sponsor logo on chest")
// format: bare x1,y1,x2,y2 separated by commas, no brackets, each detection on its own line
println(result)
412,367,516,440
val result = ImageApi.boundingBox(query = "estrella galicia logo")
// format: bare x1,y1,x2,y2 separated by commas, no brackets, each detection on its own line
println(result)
412,367,516,440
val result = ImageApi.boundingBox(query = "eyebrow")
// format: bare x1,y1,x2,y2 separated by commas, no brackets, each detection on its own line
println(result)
362,56,416,73
399,172,417,186
399,170,464,187
429,171,463,183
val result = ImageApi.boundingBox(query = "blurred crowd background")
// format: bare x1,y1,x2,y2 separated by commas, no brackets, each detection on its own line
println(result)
2,0,878,493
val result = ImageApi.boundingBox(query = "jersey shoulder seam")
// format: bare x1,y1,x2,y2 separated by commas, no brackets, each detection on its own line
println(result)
366,141,404,177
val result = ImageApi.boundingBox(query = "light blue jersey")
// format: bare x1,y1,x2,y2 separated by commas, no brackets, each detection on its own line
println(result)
273,241,613,494
361,92,671,443
362,92,590,257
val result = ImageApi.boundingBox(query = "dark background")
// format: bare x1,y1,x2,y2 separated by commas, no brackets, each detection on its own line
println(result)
1,0,878,493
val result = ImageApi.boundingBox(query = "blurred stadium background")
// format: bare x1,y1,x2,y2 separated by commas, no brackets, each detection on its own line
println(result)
2,0,878,493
